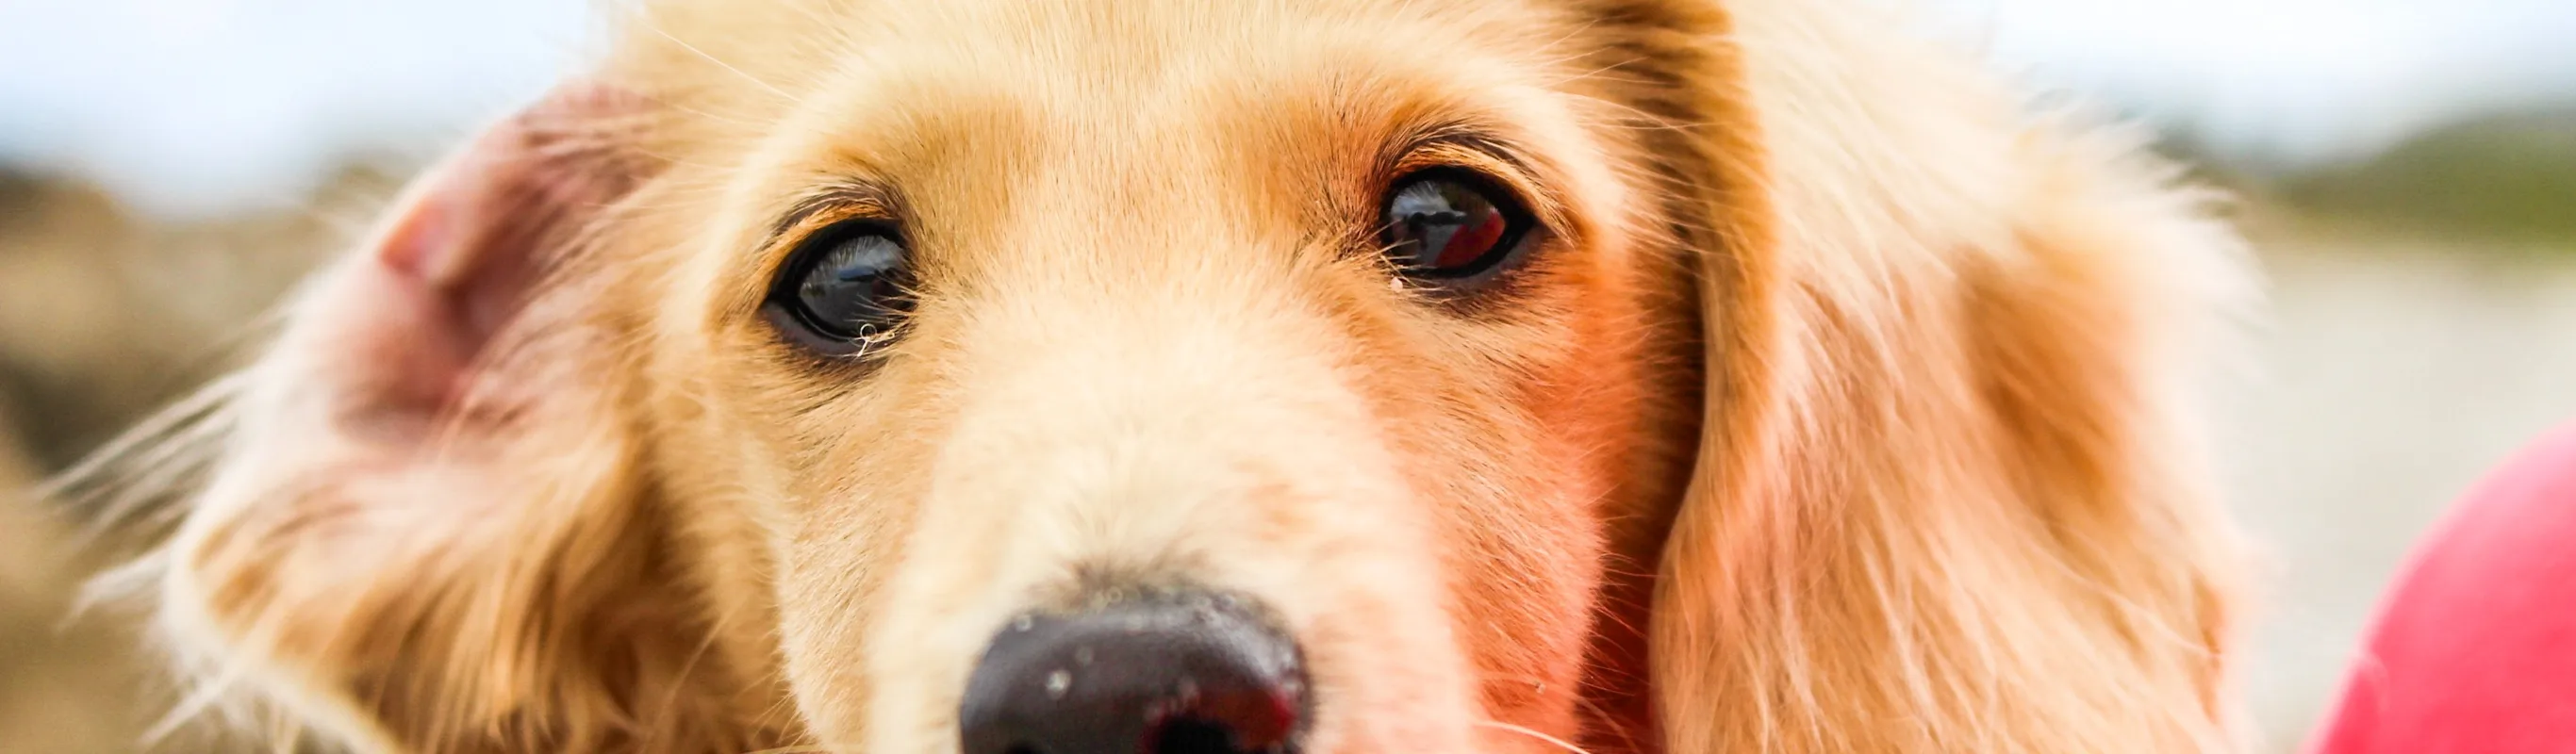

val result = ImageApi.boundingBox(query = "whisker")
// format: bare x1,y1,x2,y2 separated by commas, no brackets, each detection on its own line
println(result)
643,24,793,101
1474,720,1595,754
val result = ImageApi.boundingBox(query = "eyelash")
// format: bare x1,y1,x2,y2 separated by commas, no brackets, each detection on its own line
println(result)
762,217,916,359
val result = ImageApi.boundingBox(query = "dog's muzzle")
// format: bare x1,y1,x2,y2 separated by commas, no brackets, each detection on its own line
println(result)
959,589,1309,754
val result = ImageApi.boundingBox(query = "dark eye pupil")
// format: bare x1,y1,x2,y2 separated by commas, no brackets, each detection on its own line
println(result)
1382,176,1518,279
792,232,908,339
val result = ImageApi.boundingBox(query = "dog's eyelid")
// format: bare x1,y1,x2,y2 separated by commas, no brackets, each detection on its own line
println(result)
1396,136,1530,189
765,185,905,253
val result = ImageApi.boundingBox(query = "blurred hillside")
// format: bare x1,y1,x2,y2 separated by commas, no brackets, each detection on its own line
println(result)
2279,111,2576,242
0,165,399,467
2177,108,2576,245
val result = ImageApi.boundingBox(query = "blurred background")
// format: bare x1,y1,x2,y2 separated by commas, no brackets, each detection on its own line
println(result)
1,0,2571,751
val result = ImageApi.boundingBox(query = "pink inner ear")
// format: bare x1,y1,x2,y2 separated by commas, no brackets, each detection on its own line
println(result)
322,88,645,430
377,183,462,283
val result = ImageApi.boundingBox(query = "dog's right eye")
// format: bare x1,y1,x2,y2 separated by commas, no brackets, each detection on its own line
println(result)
763,221,914,356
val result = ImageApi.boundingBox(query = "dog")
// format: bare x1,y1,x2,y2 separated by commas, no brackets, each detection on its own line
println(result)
64,0,2258,751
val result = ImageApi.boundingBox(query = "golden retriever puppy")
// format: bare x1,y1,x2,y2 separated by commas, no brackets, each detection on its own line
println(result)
74,0,2255,751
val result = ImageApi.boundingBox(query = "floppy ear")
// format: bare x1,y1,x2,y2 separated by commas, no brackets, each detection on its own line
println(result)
1636,5,2253,753
152,85,776,753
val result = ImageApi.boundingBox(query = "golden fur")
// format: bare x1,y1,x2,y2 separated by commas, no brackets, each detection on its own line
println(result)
70,0,2255,751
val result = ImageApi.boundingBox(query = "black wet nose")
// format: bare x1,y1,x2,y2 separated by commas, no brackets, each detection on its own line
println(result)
959,591,1308,754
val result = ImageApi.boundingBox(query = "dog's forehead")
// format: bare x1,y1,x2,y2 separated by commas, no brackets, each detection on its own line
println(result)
837,0,1568,67
722,0,1588,167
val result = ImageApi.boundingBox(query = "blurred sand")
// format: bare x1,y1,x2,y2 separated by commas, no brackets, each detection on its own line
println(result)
0,403,148,754
2,180,2572,749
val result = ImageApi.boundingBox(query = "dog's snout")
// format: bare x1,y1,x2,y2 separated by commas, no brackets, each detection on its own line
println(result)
959,591,1308,754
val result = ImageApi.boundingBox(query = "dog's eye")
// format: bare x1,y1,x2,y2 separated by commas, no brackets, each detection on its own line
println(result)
1379,171,1533,284
764,221,913,355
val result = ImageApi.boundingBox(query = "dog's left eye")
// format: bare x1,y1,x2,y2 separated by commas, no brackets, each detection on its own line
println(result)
764,221,914,356
1379,171,1534,285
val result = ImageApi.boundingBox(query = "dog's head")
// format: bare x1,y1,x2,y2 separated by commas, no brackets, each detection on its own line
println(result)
130,1,2254,752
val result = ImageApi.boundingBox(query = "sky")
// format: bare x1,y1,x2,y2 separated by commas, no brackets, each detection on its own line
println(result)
1939,0,2576,160
2,0,2572,220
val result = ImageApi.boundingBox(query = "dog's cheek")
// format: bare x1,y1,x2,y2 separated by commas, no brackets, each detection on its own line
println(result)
696,393,951,748
1423,259,1661,744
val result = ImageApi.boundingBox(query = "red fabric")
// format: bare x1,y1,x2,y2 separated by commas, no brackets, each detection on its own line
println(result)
2310,420,2576,754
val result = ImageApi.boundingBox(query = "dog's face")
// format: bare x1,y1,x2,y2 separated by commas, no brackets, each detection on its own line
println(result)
640,4,1680,749
132,1,2255,752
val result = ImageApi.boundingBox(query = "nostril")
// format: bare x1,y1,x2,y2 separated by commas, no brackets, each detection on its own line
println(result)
959,590,1308,754
1148,683,1300,754
1138,679,1301,754
1154,719,1232,754
1151,717,1248,754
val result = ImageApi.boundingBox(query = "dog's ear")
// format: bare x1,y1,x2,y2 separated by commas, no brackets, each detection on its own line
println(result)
155,85,770,752
1634,6,2253,753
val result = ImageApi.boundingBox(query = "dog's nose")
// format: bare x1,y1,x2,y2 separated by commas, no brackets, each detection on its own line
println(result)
960,591,1308,754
